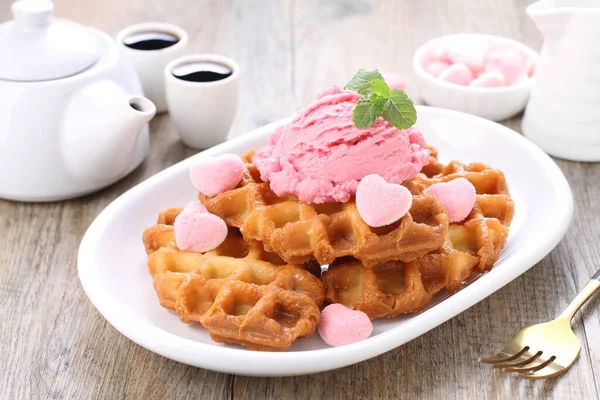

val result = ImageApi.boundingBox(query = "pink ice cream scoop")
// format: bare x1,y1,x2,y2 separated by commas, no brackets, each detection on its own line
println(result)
253,86,430,204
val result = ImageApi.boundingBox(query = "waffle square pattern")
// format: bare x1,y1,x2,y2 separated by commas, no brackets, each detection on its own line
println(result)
200,152,449,267
143,208,324,351
322,158,514,319
142,147,514,349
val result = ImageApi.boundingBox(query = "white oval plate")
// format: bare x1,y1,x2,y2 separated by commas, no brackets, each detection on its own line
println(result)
78,106,573,376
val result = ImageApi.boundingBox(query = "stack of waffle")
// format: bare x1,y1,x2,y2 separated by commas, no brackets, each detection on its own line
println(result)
142,148,514,350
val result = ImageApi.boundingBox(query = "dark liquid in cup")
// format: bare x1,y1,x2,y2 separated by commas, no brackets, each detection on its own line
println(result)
123,32,179,51
172,61,233,82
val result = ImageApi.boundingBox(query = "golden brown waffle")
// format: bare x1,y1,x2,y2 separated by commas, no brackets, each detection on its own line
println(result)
412,150,514,268
199,152,449,267
420,145,445,177
142,208,324,350
322,160,514,319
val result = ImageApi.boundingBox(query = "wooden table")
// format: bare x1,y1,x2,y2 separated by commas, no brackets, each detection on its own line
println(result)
1,0,599,399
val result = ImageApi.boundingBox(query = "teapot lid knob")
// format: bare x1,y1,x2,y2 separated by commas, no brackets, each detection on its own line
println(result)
12,0,54,29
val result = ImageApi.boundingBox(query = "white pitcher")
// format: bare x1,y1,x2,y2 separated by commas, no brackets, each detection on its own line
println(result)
522,0,600,161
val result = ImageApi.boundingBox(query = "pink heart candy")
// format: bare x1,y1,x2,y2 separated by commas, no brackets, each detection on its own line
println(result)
382,72,407,91
190,154,244,197
469,71,505,88
356,174,413,227
425,60,451,77
174,202,227,253
424,178,477,223
318,304,373,347
438,63,474,86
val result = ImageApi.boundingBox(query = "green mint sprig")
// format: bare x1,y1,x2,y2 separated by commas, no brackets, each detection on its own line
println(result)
344,69,417,130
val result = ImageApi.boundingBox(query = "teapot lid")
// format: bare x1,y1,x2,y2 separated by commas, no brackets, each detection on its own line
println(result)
0,0,98,81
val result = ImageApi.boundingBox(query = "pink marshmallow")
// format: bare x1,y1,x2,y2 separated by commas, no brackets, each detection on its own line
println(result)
318,304,373,347
485,48,526,84
431,42,450,61
190,154,245,197
424,178,477,223
174,202,228,253
425,60,451,77
356,174,413,227
446,36,490,72
383,73,407,91
469,72,506,88
512,48,535,77
438,63,474,86
489,41,535,77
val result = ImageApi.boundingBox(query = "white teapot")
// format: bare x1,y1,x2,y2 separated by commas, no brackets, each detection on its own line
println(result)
0,0,156,201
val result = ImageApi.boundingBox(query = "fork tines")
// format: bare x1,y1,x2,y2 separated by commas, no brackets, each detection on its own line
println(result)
479,347,564,379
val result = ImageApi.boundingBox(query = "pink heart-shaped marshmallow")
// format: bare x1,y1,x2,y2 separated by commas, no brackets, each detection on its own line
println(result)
356,174,413,227
174,202,227,253
424,177,477,223
190,154,245,197
318,304,373,347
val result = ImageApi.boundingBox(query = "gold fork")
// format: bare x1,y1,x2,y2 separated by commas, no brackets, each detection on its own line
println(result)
479,269,600,379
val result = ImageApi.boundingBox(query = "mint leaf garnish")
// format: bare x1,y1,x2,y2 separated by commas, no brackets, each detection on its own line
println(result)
370,78,390,98
344,69,417,130
344,69,384,95
382,89,417,129
353,96,386,128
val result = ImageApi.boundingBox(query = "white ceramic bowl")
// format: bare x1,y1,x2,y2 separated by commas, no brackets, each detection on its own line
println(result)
412,33,539,121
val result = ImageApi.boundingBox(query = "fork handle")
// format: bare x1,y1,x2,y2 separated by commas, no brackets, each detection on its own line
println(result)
558,269,600,322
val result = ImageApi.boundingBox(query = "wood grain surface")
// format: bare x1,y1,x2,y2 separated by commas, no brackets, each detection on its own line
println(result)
1,0,599,399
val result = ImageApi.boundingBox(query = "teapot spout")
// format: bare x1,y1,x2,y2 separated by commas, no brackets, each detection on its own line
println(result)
128,96,156,118
62,81,156,184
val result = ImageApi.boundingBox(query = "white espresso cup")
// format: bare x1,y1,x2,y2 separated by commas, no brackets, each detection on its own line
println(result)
165,54,240,149
116,22,188,113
